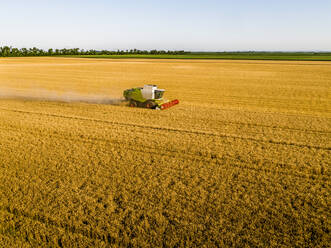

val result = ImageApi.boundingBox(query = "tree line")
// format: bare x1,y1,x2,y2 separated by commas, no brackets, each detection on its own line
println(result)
0,46,187,57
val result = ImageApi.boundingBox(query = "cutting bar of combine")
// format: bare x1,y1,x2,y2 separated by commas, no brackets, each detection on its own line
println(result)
160,99,179,110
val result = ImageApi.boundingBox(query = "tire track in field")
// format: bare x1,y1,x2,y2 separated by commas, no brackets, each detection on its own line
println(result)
194,119,330,134
71,135,330,182
0,107,330,150
218,107,331,119
1,125,329,181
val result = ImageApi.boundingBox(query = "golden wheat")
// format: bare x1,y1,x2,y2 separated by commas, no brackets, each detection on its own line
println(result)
0,57,330,247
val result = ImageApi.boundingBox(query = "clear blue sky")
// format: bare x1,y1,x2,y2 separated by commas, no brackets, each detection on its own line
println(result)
1,0,330,51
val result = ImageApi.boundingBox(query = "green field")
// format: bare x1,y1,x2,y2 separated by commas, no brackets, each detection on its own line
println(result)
68,52,331,61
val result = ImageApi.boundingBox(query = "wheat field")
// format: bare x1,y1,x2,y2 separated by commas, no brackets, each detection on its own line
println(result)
0,57,330,247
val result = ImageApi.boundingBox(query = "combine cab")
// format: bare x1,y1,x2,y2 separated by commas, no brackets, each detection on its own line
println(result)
123,85,179,110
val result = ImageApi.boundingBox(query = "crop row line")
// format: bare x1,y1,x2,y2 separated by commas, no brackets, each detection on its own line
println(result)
0,107,330,151
216,106,331,119
189,118,330,134
1,125,328,182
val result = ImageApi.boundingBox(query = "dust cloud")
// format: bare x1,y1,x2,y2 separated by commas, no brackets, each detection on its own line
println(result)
0,87,124,105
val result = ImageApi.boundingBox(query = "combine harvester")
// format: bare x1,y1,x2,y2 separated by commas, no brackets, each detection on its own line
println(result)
123,85,179,110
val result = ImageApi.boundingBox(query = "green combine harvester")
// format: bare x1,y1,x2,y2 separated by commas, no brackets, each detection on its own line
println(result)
123,85,179,110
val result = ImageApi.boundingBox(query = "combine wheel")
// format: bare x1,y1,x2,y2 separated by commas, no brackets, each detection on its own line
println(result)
144,100,156,109
129,100,138,107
